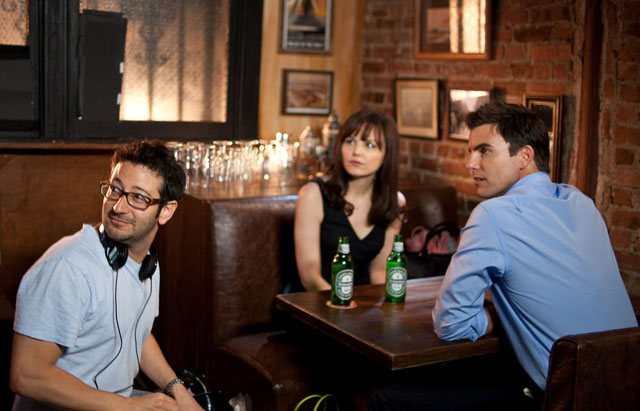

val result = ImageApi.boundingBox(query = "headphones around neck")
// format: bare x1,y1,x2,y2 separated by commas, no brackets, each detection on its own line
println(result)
97,224,157,281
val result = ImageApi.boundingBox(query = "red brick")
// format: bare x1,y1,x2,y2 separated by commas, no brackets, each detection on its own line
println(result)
616,106,638,123
437,145,449,157
601,111,612,140
363,62,386,73
422,142,436,155
530,5,572,23
602,78,614,103
413,156,438,171
614,126,640,146
619,62,639,82
552,62,571,80
475,63,512,78
496,27,513,42
512,63,551,79
441,161,468,177
372,46,399,59
513,26,551,43
388,62,414,74
456,179,477,196
620,84,640,103
620,2,640,22
451,147,467,160
527,82,570,95
611,187,634,206
619,44,640,62
504,44,526,60
611,209,640,230
614,251,640,272
500,9,529,26
531,44,572,61
494,81,527,98
623,21,640,37
613,169,640,188
551,22,576,41
610,229,632,249
408,140,421,154
442,64,476,77
615,148,636,165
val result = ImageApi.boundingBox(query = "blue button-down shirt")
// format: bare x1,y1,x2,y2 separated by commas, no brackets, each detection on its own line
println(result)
433,172,638,389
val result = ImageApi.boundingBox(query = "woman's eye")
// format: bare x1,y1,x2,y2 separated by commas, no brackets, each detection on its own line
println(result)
366,141,377,149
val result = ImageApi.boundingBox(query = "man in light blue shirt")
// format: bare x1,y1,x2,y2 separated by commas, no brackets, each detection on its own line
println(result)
369,102,637,411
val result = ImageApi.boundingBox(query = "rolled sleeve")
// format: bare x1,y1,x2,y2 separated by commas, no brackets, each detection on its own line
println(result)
432,205,505,341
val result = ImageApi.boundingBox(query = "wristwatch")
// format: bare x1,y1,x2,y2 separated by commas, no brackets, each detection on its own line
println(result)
164,377,185,396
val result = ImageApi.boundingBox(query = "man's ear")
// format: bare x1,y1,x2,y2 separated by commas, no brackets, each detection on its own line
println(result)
158,200,178,226
518,145,535,170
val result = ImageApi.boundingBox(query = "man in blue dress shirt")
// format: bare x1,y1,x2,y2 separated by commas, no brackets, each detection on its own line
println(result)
369,102,637,410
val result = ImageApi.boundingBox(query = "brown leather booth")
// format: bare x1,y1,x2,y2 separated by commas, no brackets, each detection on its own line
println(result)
543,326,640,411
153,182,458,411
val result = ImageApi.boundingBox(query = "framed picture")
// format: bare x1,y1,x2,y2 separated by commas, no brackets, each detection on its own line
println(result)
281,69,333,115
414,0,491,60
448,87,492,141
280,0,333,54
395,79,439,139
523,93,563,182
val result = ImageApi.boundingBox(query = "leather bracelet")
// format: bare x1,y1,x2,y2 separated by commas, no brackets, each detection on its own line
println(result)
164,377,185,396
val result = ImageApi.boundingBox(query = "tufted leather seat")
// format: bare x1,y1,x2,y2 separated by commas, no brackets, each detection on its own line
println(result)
155,183,459,411
543,326,640,410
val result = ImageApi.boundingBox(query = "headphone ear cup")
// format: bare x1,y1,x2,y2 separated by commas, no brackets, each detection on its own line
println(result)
98,226,128,271
138,245,158,281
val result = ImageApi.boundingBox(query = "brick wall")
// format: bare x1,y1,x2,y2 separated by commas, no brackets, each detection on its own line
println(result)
361,0,639,295
598,0,640,294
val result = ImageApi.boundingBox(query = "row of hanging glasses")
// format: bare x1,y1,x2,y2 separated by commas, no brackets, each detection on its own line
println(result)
166,136,301,189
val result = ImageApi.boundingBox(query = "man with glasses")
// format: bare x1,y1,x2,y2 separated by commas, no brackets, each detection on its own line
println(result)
10,141,202,410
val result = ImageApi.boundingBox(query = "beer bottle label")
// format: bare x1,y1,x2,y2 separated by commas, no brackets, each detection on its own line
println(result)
386,267,407,297
339,243,350,254
334,269,354,300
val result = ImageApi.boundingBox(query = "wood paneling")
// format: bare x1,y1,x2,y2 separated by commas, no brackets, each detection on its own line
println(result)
258,0,365,141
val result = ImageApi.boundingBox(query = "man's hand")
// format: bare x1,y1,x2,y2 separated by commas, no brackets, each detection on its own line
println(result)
125,392,180,410
172,384,204,410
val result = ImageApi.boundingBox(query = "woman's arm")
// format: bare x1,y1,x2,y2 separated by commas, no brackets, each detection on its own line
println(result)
369,192,406,284
294,182,331,291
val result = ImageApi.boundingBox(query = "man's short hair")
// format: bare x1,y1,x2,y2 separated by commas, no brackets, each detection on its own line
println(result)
467,101,550,173
111,141,186,205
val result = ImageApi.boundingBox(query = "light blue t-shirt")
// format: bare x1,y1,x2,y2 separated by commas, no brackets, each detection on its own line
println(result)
433,172,637,390
14,224,160,398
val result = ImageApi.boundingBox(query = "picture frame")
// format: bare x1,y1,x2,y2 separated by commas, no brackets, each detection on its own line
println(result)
281,69,333,115
395,78,439,139
447,86,492,141
280,0,333,54
523,93,563,182
414,0,491,60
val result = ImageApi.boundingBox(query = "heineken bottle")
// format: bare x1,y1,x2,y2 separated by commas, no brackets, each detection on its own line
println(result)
385,234,408,303
331,236,354,306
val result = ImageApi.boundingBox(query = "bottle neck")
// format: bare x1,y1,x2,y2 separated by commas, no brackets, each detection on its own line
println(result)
392,241,403,253
339,243,350,254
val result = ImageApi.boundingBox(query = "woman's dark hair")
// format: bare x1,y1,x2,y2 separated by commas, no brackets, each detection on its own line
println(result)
466,101,550,172
322,109,402,226
111,141,186,206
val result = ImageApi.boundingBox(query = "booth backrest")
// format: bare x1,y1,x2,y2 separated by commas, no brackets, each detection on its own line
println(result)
543,326,640,410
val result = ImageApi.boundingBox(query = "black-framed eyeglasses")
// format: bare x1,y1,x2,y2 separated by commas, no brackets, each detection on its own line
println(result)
99,181,162,211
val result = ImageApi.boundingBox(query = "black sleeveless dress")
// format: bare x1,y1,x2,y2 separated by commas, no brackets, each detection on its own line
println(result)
314,179,387,285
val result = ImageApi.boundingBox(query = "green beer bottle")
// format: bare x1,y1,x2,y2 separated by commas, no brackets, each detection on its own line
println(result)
385,234,408,303
331,236,354,306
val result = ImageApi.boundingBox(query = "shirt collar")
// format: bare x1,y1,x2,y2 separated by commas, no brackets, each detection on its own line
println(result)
505,172,551,196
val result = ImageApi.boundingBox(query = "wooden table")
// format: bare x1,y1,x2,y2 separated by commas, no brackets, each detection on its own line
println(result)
275,276,501,371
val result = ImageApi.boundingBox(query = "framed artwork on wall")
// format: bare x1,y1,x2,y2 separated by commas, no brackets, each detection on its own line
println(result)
523,93,563,182
280,0,333,54
447,86,492,141
414,0,491,60
281,69,333,115
395,78,439,139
